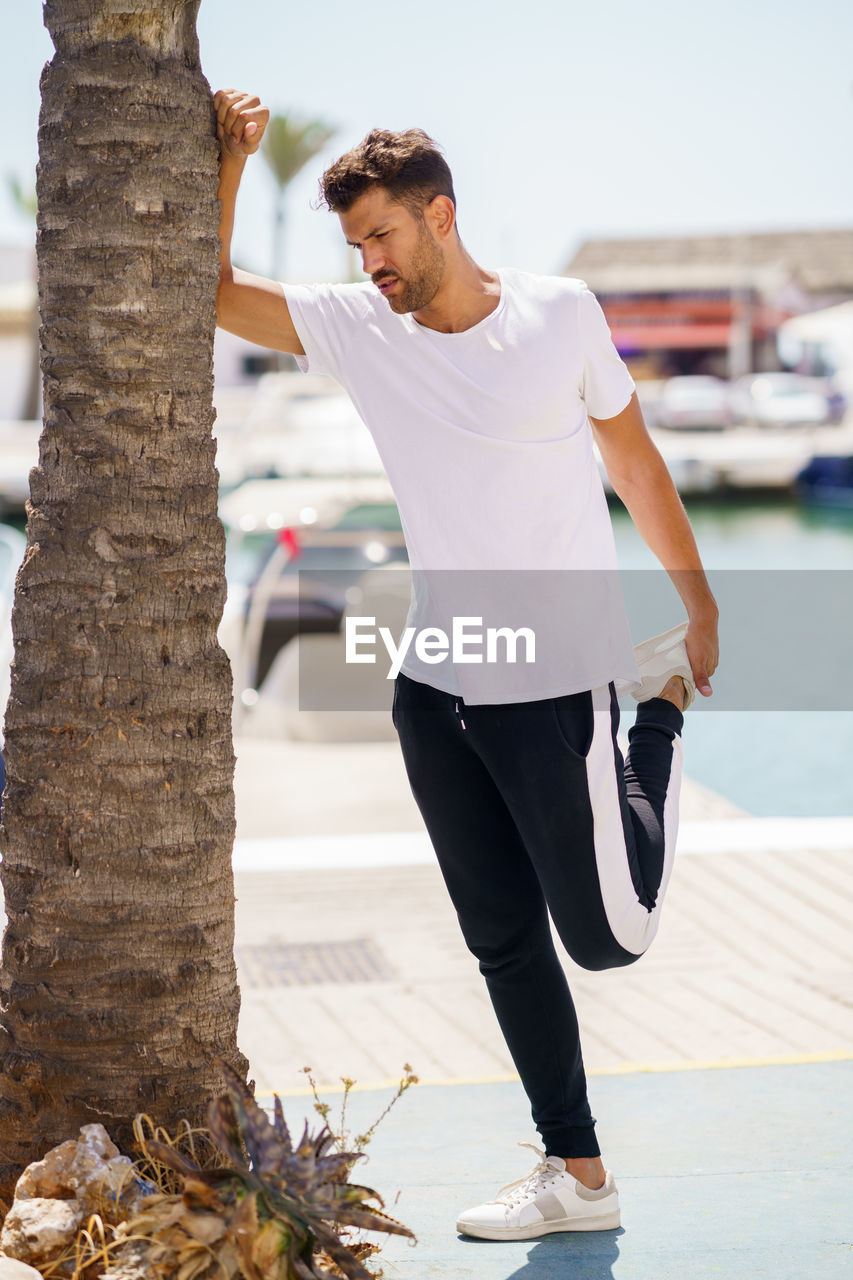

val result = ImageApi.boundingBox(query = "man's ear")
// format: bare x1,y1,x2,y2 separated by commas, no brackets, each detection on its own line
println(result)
427,194,456,241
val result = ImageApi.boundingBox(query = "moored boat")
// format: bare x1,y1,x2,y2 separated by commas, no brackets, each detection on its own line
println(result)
794,454,853,509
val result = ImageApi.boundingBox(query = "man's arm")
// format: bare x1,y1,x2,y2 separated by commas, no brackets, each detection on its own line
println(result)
589,392,719,697
213,89,305,356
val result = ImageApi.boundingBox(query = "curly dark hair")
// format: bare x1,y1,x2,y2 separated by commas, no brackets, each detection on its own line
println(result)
318,128,456,217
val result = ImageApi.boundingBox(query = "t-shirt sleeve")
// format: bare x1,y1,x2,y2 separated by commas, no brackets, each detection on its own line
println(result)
281,281,348,381
577,284,636,419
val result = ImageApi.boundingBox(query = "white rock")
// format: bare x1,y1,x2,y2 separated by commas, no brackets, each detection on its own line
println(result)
0,1259,46,1280
77,1125,121,1162
0,1198,84,1265
13,1124,145,1214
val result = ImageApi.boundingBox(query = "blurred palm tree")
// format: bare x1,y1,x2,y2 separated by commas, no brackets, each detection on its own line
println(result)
261,113,336,279
7,174,37,220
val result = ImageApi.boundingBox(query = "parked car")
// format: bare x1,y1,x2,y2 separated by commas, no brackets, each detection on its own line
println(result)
656,376,733,431
730,373,833,428
218,477,409,714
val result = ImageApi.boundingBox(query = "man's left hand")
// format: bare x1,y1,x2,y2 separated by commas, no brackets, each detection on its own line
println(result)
686,612,719,698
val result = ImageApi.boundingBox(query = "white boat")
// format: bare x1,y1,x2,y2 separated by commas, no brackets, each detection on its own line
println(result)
595,422,853,495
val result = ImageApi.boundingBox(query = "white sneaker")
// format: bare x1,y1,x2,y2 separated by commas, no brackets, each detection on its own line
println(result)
456,1143,620,1241
630,620,695,710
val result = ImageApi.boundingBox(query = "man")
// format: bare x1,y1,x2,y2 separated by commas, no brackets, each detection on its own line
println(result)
214,89,719,1241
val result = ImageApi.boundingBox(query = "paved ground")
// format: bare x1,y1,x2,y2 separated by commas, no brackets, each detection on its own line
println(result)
269,1062,853,1280
2,729,849,1275
230,734,853,1277
234,842,853,1095
231,734,748,838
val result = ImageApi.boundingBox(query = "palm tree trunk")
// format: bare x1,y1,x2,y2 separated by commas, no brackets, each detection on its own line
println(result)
0,0,248,1201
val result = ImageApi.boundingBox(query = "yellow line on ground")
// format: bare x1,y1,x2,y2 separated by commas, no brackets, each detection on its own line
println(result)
588,1048,853,1076
264,1049,853,1097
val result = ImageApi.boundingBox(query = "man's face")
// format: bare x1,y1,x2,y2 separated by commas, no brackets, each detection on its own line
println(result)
340,187,446,315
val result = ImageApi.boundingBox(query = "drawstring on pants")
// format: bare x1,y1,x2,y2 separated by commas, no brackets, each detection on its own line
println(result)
455,699,467,731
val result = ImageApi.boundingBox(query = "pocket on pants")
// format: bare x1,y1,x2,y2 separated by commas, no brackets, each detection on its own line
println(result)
551,690,595,760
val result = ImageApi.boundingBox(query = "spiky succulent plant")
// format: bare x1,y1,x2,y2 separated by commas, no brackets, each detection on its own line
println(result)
136,1059,414,1280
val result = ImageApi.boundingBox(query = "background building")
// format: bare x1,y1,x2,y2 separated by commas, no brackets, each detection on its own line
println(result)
565,228,853,381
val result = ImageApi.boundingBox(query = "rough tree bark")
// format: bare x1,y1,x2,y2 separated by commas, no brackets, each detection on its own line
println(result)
0,0,248,1201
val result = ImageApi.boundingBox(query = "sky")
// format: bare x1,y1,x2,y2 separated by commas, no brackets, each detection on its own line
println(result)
3,0,852,284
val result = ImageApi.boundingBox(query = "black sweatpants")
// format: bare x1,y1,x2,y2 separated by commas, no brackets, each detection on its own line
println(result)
392,671,684,1158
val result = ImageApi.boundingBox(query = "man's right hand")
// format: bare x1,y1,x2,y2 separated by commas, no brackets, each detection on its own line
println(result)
213,87,305,356
213,89,270,161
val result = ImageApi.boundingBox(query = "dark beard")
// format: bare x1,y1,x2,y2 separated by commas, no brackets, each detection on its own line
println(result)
386,222,445,314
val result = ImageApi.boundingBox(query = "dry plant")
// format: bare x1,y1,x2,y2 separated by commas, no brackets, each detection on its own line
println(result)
298,1064,419,1271
111,1059,414,1280
300,1064,419,1159
23,1061,417,1280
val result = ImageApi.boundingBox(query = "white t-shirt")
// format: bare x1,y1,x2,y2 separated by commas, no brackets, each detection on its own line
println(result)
283,267,642,703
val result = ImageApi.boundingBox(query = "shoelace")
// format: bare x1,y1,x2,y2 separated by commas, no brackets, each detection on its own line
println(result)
492,1142,564,1207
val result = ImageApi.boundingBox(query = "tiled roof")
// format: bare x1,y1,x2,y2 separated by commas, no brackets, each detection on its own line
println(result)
565,227,853,294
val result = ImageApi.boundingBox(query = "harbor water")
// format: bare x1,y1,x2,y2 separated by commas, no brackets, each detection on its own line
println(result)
611,494,853,816
3,492,850,818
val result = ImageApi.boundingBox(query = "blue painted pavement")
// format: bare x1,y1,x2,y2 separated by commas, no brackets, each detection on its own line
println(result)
271,1059,853,1279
